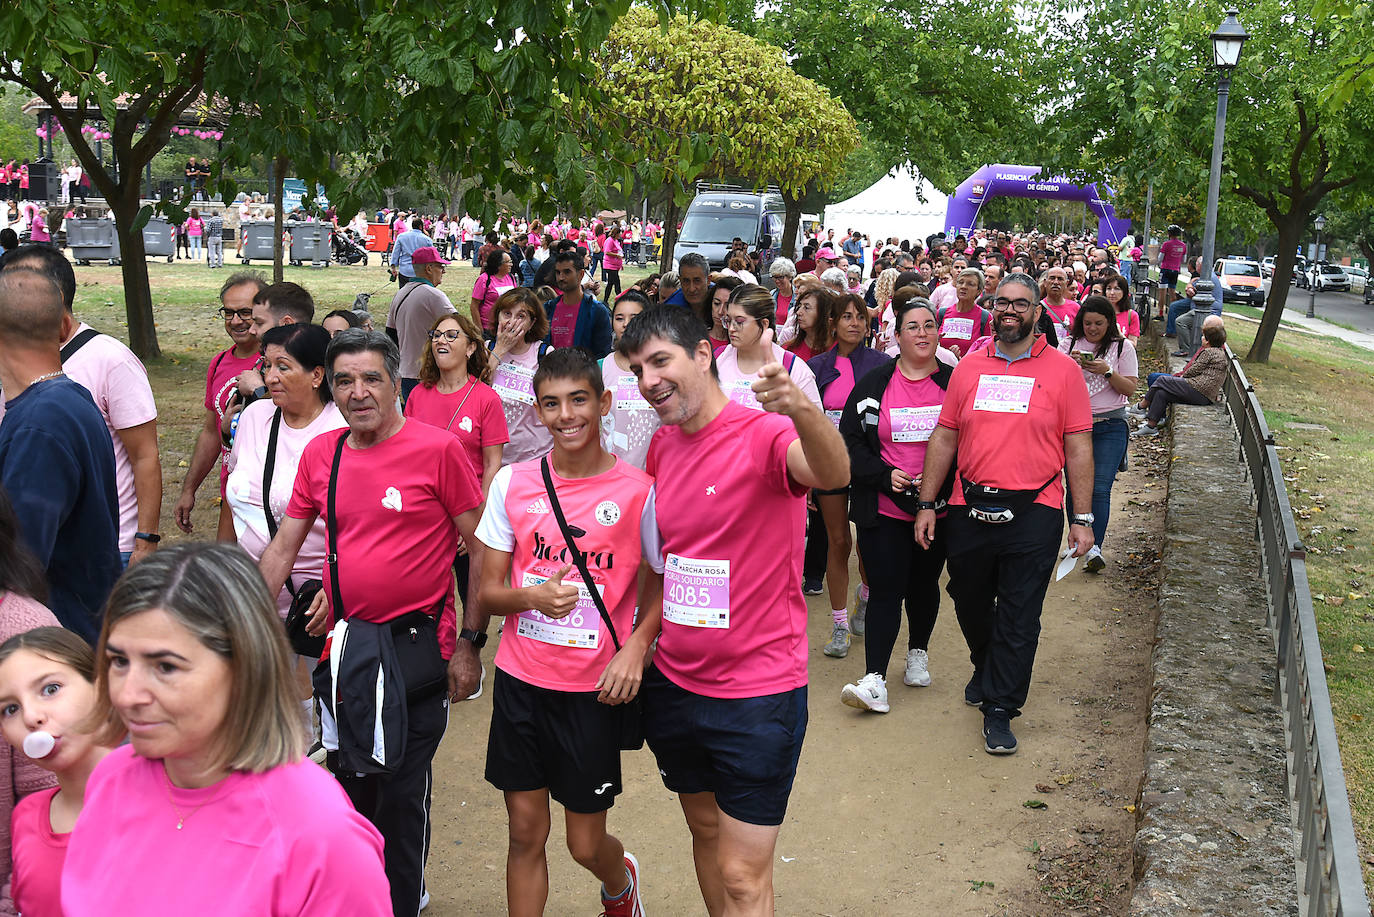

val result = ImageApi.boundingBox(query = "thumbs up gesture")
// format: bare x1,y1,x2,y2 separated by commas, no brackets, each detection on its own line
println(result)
534,565,580,619
750,327,804,417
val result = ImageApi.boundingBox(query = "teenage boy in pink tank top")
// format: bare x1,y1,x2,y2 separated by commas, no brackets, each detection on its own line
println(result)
617,307,850,917
475,348,662,917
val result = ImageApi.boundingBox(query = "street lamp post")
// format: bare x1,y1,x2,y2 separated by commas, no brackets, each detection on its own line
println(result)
1191,9,1249,355
1307,213,1327,318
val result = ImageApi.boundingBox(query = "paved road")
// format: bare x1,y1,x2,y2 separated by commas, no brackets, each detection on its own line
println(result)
1260,279,1373,333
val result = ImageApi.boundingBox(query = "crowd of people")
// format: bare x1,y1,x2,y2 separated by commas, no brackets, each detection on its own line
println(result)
0,211,1235,916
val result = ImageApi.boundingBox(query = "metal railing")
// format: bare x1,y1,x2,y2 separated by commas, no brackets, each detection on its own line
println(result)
1220,347,1372,917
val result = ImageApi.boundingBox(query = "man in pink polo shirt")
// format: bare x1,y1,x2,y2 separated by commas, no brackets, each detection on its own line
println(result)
618,307,849,917
915,271,1094,757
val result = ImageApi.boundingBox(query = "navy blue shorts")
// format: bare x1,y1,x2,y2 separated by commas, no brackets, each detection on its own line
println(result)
641,666,808,827
1159,269,1180,292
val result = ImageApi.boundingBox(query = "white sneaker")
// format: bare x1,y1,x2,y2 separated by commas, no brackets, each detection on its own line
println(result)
903,648,931,687
1084,545,1105,573
840,673,889,713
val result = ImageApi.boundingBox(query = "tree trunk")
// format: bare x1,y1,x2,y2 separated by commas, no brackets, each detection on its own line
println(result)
782,192,803,262
272,155,288,283
1245,215,1305,364
107,193,160,359
658,198,680,274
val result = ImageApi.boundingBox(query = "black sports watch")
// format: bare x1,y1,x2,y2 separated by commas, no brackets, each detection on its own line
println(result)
916,500,938,511
134,531,161,543
458,628,488,649
1104,370,1113,379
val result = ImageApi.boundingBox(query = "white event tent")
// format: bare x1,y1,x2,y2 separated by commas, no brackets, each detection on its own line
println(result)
822,165,949,252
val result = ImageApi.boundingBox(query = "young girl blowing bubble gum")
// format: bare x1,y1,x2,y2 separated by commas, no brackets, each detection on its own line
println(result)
0,627,112,917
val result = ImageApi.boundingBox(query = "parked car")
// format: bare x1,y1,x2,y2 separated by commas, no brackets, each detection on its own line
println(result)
1260,256,1275,279
1306,262,1351,292
1342,265,1368,294
1212,258,1266,306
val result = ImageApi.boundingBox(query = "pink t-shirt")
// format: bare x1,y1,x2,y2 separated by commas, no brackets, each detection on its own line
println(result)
9,787,63,917
1115,309,1141,339
929,283,958,312
1059,336,1139,415
1041,299,1079,335
602,236,624,271
286,421,483,658
28,217,48,243
714,345,822,412
63,325,159,554
491,346,553,466
820,355,856,421
476,459,661,692
186,217,204,238
1160,238,1186,272
774,293,791,327
472,273,517,328
205,347,260,493
602,357,660,470
876,371,946,521
225,400,347,616
937,305,989,356
937,337,1092,510
62,747,390,916
646,401,808,698
549,297,581,350
404,378,509,485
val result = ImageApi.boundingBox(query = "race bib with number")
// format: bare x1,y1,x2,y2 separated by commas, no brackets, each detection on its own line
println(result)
492,361,536,406
972,374,1035,414
663,554,730,628
726,378,761,411
941,316,975,340
515,572,601,648
825,409,842,428
890,405,941,442
614,373,651,411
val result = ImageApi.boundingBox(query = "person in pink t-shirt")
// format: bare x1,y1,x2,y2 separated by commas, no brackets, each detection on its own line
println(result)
1039,265,1079,336
487,288,554,466
476,348,660,917
1157,224,1188,317
63,544,390,916
261,331,485,916
0,628,114,917
617,306,849,916
915,271,1094,758
175,272,266,535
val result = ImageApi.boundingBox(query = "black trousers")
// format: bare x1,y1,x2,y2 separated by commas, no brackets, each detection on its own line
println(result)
332,690,447,917
803,504,827,582
856,513,946,677
944,504,1062,717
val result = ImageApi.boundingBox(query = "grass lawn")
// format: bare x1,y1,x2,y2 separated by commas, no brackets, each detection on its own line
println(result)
1220,318,1374,893
67,258,658,536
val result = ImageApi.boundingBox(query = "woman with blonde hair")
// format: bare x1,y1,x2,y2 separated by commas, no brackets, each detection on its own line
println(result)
62,543,390,914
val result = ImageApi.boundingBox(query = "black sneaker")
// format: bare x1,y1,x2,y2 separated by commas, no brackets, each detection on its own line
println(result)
964,670,984,707
983,709,1017,755
802,578,824,596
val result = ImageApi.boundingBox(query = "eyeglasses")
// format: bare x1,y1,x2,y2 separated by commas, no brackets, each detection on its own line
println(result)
992,298,1036,314
901,321,938,333
429,329,466,342
218,307,254,321
722,316,760,329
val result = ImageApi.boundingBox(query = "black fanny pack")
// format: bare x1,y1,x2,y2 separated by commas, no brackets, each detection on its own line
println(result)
962,472,1058,524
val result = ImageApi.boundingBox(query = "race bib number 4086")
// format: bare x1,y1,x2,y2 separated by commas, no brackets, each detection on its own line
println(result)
972,374,1035,414
663,554,730,629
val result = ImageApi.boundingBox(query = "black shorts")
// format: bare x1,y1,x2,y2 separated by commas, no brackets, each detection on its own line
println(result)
641,666,808,827
1159,269,1180,291
485,668,623,813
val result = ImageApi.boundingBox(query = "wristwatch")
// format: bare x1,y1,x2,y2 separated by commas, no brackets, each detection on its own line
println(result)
1104,370,1113,379
251,385,269,401
458,628,488,649
1070,513,1095,527
915,501,938,511
134,532,161,543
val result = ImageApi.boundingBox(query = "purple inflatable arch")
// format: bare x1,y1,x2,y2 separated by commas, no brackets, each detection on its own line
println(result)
944,164,1131,246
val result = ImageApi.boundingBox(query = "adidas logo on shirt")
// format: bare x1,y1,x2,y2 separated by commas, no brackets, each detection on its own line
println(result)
526,498,551,515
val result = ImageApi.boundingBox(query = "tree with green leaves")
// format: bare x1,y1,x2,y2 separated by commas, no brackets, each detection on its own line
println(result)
735,0,1028,246
1033,0,1374,363
591,7,858,271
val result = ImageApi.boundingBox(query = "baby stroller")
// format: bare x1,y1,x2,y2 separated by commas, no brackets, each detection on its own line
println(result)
333,228,369,266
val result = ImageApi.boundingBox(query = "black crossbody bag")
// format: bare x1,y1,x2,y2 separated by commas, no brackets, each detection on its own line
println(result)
962,472,1060,525
263,409,327,658
540,457,645,751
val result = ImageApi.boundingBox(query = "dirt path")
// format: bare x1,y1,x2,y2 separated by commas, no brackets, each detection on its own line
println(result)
425,442,1170,916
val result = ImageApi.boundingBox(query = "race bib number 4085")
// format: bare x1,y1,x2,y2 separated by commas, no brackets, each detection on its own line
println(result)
972,374,1034,414
663,554,730,628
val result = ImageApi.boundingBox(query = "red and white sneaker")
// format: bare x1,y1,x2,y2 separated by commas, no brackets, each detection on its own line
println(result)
600,851,645,917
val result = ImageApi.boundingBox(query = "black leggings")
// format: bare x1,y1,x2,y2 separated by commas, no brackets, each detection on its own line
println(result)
603,268,622,300
856,513,947,677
